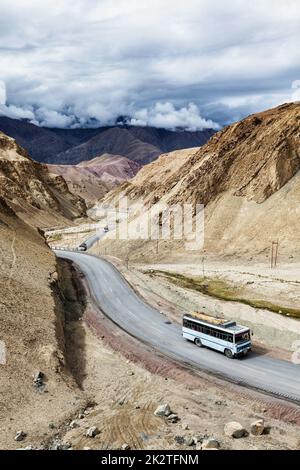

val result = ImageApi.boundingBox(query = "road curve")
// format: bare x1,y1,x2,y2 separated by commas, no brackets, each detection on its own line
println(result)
55,250,300,402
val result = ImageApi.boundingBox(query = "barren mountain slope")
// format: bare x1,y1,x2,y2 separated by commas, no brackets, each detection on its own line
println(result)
123,103,300,205
0,132,86,227
48,154,141,206
53,126,215,166
97,103,300,261
0,116,215,165
55,127,161,165
0,198,82,449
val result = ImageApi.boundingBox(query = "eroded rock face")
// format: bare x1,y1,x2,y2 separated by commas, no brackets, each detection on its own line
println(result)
0,131,86,223
121,103,300,206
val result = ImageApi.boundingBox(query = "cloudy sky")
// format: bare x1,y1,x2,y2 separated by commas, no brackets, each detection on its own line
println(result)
0,0,299,129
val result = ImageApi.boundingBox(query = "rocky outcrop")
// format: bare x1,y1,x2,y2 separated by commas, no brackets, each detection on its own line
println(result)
0,131,86,225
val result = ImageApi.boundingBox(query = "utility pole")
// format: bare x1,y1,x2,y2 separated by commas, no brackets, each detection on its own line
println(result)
271,240,279,268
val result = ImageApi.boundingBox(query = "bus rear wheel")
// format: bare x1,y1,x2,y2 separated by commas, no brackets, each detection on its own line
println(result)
224,348,234,359
194,338,202,348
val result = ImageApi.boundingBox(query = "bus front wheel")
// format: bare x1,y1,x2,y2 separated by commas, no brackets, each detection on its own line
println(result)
194,338,202,348
224,348,234,359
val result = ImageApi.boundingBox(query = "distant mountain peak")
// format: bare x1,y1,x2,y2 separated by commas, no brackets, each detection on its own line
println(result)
0,115,215,165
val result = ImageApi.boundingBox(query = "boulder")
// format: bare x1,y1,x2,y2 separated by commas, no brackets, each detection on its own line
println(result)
70,420,80,429
14,431,26,442
121,443,130,450
154,404,171,417
174,436,185,445
33,370,44,384
51,439,71,450
167,414,179,423
250,419,265,436
184,436,195,446
201,438,220,450
86,426,100,438
32,370,45,391
224,421,247,438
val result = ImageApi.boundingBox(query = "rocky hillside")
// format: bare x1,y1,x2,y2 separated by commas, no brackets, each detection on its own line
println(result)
48,154,141,207
0,189,86,449
0,116,214,165
97,103,300,261
0,132,86,227
123,103,300,205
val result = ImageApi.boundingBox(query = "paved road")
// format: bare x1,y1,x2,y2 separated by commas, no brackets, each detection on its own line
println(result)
55,250,300,402
83,233,102,249
80,228,109,249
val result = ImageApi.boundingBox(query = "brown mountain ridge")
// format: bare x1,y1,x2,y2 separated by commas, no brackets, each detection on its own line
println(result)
0,131,86,227
99,102,300,261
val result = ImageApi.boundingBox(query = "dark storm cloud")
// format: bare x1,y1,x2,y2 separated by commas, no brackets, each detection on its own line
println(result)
0,0,299,129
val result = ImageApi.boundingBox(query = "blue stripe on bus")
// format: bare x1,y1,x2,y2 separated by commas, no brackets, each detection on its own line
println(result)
183,328,251,349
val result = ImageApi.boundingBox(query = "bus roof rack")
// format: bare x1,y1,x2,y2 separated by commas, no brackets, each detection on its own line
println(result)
188,312,232,326
184,312,247,333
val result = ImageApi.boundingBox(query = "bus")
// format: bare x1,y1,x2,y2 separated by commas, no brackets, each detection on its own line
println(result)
78,242,87,252
182,312,252,358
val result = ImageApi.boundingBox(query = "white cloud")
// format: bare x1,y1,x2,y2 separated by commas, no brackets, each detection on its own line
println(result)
0,80,35,120
0,81,6,105
129,102,220,131
32,108,76,128
0,0,299,127
0,104,35,120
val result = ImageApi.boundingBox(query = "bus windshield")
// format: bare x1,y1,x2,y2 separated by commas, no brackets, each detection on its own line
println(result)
234,330,250,344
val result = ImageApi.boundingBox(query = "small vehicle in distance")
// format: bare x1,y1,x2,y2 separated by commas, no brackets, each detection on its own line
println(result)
182,312,252,358
78,242,87,252
103,226,109,232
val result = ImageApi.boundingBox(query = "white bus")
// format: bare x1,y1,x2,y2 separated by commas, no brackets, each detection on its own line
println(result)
182,312,252,358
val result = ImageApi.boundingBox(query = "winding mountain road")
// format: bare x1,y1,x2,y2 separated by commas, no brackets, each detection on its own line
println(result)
55,250,300,403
